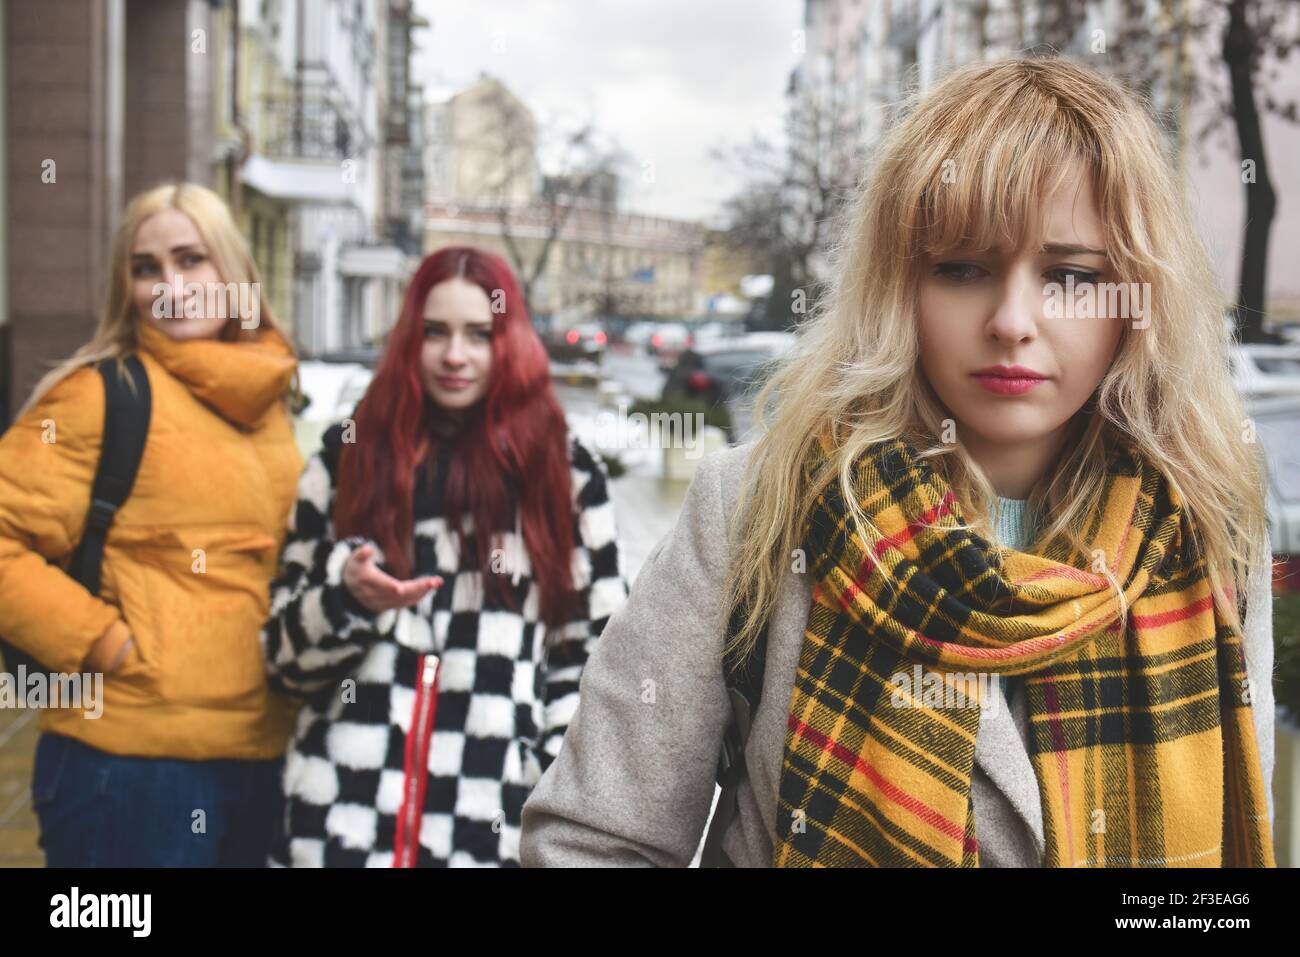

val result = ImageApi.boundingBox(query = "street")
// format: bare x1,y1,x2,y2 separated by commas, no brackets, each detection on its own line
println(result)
555,346,699,584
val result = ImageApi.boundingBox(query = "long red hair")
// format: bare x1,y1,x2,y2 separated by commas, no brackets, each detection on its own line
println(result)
333,246,579,630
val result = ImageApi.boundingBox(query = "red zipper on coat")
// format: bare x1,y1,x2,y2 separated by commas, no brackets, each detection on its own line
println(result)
393,652,440,868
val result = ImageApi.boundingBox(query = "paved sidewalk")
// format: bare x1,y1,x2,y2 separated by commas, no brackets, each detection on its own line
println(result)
0,707,42,867
610,471,691,584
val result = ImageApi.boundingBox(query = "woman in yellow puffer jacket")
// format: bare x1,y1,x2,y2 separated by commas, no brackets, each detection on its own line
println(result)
0,182,302,866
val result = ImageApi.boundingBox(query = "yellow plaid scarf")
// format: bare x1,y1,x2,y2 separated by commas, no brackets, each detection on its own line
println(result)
773,434,1274,867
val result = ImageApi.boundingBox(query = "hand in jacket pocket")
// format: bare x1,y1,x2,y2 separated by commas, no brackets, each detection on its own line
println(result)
82,620,135,674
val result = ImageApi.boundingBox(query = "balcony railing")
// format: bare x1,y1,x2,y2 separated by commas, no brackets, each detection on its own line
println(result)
260,93,368,162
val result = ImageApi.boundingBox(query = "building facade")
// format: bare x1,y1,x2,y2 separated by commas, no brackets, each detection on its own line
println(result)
422,75,706,323
234,0,426,356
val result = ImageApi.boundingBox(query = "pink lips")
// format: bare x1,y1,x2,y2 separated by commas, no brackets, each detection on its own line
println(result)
971,364,1047,396
436,376,472,391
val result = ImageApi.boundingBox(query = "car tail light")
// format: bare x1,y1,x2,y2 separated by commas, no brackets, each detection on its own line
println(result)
651,334,662,348
595,331,607,345
686,334,695,348
566,329,580,344
686,370,712,392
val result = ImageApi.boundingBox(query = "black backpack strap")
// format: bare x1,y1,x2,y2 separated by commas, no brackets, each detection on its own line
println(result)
699,603,769,867
67,354,152,596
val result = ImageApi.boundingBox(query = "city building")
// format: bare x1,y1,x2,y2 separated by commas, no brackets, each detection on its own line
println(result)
233,0,426,356
422,75,706,324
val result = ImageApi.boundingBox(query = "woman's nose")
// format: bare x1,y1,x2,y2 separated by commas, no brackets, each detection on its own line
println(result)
166,272,188,313
987,273,1040,343
443,336,467,365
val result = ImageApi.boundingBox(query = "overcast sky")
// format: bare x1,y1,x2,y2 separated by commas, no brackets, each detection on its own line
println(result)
411,0,805,224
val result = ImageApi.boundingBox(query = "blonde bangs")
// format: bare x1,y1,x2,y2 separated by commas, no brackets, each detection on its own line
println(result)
909,84,1101,265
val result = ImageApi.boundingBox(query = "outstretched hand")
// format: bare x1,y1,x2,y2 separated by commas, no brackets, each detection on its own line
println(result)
342,543,442,613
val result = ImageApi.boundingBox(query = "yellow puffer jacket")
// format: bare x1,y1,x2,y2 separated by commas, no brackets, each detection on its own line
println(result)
0,320,303,759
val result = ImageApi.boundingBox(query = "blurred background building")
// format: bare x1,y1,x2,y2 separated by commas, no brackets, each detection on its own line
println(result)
1,0,429,420
421,74,708,327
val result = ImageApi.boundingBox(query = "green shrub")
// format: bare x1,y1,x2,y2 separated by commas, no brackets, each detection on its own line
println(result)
629,396,732,434
598,452,627,479
1275,591,1300,725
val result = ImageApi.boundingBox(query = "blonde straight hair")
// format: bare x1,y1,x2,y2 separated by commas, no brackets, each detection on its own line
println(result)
724,55,1270,661
19,180,296,417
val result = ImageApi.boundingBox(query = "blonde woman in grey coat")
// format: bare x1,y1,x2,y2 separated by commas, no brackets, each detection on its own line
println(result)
519,57,1277,868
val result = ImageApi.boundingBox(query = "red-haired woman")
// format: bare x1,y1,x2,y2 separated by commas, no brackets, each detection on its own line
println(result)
260,246,627,866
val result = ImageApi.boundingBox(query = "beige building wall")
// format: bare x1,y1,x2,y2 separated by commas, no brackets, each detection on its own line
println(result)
423,202,705,319
426,77,538,206
237,190,295,335
702,229,764,299
225,8,296,339
421,75,706,323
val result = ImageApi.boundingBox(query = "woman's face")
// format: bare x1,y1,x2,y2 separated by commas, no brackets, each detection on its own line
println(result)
419,277,494,411
131,208,227,340
916,163,1124,486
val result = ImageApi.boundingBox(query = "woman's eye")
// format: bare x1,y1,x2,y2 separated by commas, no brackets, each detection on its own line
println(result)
1046,267,1101,285
132,263,157,278
180,253,205,267
423,326,446,338
934,262,986,283
473,329,492,341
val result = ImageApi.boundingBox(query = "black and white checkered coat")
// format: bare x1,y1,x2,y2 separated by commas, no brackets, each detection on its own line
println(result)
260,422,627,866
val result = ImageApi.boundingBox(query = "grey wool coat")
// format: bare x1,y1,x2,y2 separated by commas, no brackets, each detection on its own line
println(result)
519,441,1277,867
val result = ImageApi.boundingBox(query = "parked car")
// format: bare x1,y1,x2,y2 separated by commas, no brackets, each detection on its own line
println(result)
545,322,608,364
1231,343,1300,398
624,321,660,350
1248,394,1300,557
661,334,795,441
647,323,695,369
689,320,740,346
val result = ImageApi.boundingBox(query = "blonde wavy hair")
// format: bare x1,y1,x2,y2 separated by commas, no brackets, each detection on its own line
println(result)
724,55,1270,662
19,180,296,416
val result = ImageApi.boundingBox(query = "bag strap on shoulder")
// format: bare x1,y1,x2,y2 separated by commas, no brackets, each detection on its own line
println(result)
67,354,152,596
699,604,769,867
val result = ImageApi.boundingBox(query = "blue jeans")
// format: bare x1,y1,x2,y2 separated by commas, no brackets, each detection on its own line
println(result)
32,733,283,868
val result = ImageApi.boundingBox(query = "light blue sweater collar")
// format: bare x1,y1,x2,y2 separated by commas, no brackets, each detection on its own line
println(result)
992,496,1036,550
